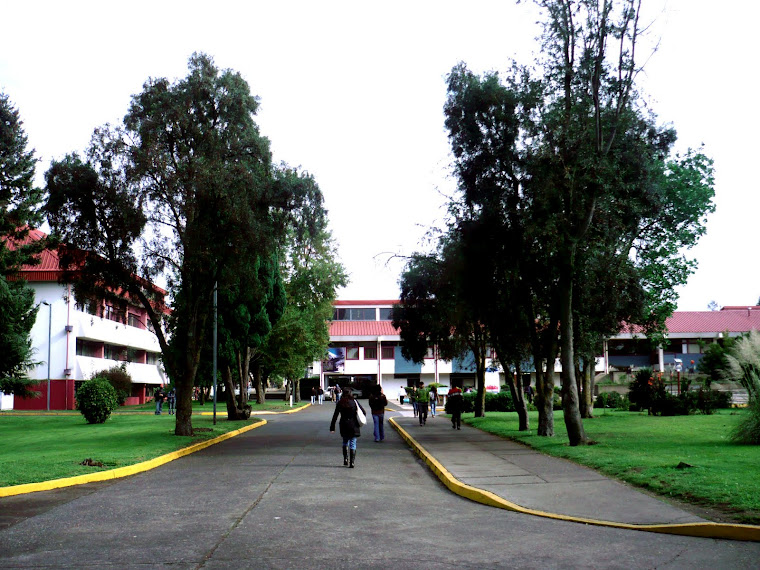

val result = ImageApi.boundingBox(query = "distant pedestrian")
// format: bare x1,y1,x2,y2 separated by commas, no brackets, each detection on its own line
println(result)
311,386,317,405
335,384,342,401
154,387,166,415
167,388,176,415
430,384,438,417
398,385,406,405
447,386,464,430
416,382,429,426
318,386,324,405
329,387,366,468
411,385,418,417
368,385,388,442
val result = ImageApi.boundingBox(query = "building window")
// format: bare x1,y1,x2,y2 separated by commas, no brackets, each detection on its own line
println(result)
425,346,435,359
128,312,143,329
685,341,703,354
146,352,160,365
364,345,378,360
378,308,393,320
346,345,359,360
104,344,127,361
381,344,395,360
76,339,101,358
333,308,377,321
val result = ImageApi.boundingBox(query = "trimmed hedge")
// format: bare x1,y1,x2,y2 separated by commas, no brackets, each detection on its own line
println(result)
76,377,119,424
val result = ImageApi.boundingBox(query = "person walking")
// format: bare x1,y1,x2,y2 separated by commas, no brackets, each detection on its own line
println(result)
154,386,166,415
368,385,388,442
429,384,438,417
330,388,366,468
334,384,342,402
318,386,324,405
310,386,317,405
398,385,406,405
416,382,429,426
447,386,464,430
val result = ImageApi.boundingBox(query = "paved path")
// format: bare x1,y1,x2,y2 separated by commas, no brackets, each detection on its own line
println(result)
1,403,759,568
393,414,704,525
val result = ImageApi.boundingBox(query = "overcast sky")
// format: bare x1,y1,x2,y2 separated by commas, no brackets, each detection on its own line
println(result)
2,1,757,311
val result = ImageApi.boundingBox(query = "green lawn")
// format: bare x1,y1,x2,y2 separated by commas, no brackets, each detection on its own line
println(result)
465,409,760,524
0,412,263,487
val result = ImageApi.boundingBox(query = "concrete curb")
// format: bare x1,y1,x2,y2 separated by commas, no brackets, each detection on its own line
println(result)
389,417,760,543
198,403,311,416
0,419,267,498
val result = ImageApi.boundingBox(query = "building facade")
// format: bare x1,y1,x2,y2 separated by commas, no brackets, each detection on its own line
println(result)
316,300,504,399
315,300,760,398
3,230,166,411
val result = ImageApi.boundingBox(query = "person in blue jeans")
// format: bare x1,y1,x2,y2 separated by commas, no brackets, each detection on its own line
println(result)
368,385,388,442
330,388,366,468
154,387,165,415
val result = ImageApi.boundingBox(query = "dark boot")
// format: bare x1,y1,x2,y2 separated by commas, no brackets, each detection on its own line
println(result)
343,447,349,466
349,449,356,468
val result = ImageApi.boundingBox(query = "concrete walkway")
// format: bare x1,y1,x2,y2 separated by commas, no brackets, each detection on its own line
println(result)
387,401,760,541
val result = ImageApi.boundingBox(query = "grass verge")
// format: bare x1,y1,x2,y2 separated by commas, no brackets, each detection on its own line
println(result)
0,413,260,487
464,408,760,524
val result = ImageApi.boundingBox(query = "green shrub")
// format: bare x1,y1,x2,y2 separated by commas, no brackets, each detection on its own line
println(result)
594,391,629,410
76,377,119,424
628,368,667,414
93,365,133,406
731,400,760,444
455,391,516,413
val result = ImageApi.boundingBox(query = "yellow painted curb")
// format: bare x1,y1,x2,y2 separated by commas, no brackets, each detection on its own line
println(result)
198,403,311,416
389,417,760,542
0,419,267,499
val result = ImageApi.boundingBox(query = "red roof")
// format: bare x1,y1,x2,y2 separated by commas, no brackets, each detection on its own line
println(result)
333,299,399,306
329,320,399,336
3,228,61,281
6,228,168,298
664,310,760,334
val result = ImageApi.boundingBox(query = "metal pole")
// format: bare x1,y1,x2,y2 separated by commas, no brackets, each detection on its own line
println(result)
42,301,51,411
213,281,218,425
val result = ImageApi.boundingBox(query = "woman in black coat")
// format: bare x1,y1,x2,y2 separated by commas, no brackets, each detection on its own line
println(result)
329,388,366,468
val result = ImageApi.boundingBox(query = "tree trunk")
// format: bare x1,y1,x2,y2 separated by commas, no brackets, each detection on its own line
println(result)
580,353,595,419
559,266,587,446
507,364,529,431
534,359,555,436
222,366,250,420
295,377,301,402
253,363,266,404
474,351,487,418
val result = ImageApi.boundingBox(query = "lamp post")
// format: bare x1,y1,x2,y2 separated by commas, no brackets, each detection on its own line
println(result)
42,301,51,411
212,281,217,425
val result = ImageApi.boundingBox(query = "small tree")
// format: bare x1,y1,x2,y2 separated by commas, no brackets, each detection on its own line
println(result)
76,377,119,424
93,365,133,406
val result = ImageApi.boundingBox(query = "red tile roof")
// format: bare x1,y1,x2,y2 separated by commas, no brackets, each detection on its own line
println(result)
3,228,61,281
664,310,760,334
334,300,399,306
329,320,399,336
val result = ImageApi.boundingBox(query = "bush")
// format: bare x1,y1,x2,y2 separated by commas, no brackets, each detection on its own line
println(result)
594,391,629,410
628,368,666,414
93,365,133,406
76,377,119,424
731,400,760,444
452,391,517,413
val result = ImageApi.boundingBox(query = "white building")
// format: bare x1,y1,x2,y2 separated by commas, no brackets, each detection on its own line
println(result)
316,300,504,399
7,230,166,410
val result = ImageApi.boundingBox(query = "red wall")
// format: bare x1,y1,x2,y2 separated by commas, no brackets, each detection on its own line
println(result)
13,380,77,410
